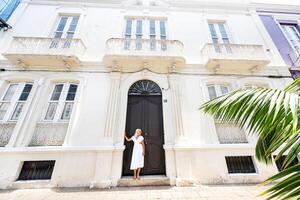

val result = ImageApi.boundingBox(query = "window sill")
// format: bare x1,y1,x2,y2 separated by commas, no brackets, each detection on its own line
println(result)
227,173,259,176
37,121,69,124
11,179,52,189
0,121,17,124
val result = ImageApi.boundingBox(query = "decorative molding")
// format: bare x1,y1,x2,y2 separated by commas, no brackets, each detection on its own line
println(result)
0,123,16,147
29,122,69,146
169,74,185,142
104,72,121,137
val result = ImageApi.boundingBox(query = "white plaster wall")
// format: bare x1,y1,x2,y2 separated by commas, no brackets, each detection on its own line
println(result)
0,0,288,66
172,145,279,184
0,0,296,189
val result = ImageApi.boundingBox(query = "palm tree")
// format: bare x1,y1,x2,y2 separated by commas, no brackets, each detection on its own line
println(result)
200,78,300,200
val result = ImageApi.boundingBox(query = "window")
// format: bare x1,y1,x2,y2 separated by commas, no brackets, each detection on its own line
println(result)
281,24,300,54
149,20,156,50
45,83,78,121
160,21,167,50
207,84,229,100
274,155,299,172
54,16,79,39
0,83,33,122
208,22,231,53
124,19,133,50
50,15,79,48
207,84,247,143
225,156,256,173
123,18,167,50
18,161,55,180
125,19,133,36
135,19,143,50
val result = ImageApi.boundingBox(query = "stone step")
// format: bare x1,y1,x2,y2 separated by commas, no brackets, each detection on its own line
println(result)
118,175,170,187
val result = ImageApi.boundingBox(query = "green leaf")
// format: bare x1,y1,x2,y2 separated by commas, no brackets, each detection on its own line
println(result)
200,79,300,199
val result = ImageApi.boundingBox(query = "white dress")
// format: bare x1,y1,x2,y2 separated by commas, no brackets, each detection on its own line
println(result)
130,136,144,170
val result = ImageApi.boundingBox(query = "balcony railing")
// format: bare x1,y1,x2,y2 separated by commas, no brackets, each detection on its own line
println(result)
3,37,86,68
103,38,185,72
201,43,270,71
105,38,183,57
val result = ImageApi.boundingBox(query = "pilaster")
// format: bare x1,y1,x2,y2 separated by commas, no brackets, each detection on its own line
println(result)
169,73,186,143
104,71,121,140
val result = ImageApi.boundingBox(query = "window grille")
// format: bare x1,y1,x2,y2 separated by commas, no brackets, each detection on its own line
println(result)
18,161,55,180
225,156,256,173
274,155,299,172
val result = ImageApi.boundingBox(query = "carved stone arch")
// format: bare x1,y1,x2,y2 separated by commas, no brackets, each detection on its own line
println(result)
128,79,162,96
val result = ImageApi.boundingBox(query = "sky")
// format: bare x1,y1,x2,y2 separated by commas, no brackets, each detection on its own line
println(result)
251,0,300,5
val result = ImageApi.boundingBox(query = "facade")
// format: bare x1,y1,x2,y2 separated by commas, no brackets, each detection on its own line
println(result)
258,4,300,78
0,0,297,189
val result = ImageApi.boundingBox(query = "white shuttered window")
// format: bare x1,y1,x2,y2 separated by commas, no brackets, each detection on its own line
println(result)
0,83,33,122
45,83,78,121
206,84,248,144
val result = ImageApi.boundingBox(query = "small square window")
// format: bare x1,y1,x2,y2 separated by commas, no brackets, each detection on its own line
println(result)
274,155,299,172
225,156,256,174
18,161,55,180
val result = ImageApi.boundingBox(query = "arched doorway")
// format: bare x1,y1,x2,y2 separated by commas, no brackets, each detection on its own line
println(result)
122,80,166,176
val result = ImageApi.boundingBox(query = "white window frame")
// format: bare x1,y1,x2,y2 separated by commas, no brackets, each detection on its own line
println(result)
206,83,230,100
43,83,78,122
0,82,33,122
52,15,80,39
208,22,231,44
123,17,168,40
280,23,300,55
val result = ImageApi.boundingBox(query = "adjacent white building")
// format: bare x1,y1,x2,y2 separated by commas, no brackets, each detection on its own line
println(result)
0,0,297,189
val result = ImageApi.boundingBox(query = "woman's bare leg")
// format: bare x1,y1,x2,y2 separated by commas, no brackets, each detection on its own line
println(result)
133,169,137,179
137,168,141,180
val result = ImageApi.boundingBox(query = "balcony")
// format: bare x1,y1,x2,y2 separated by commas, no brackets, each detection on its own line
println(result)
103,38,185,73
201,43,270,71
3,37,86,68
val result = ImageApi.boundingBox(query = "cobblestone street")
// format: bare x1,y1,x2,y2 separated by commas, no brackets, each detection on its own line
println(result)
0,184,269,200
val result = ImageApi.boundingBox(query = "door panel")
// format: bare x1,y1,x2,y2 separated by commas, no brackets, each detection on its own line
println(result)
123,95,165,176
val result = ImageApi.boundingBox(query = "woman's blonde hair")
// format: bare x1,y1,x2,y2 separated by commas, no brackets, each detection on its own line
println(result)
135,129,142,136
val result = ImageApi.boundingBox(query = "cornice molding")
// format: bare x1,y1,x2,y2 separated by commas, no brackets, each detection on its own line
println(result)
25,0,300,14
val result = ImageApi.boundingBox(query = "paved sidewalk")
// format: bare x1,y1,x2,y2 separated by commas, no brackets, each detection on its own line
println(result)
0,185,269,200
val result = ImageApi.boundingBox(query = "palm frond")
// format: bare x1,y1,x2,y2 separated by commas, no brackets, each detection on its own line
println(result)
284,77,300,94
200,85,300,199
200,88,300,164
261,163,300,200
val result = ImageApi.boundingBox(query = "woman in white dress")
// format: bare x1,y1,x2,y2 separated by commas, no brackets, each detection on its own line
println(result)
124,129,145,180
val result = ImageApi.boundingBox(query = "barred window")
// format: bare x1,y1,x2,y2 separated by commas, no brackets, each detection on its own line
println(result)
18,161,55,180
225,156,256,174
274,155,299,172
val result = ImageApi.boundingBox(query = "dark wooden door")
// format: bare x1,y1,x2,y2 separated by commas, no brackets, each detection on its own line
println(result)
123,95,165,176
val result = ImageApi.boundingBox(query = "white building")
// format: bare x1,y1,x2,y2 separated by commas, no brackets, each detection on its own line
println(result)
0,0,296,189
